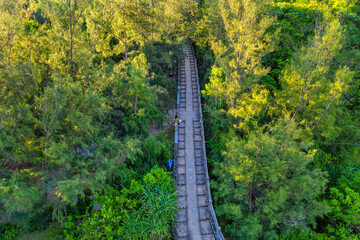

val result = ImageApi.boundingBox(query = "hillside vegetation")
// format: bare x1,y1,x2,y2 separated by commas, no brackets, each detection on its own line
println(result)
0,0,360,239
195,0,360,239
0,0,196,238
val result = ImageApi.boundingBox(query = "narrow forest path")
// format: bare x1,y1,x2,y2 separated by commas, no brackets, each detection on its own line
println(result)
173,45,224,240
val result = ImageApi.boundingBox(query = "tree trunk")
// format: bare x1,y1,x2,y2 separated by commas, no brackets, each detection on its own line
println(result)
236,51,240,76
123,14,128,60
151,0,154,43
69,0,74,75
311,92,337,131
249,180,253,213
134,95,138,114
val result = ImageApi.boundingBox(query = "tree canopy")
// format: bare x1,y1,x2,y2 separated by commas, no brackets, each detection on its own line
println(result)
195,0,360,239
1,0,360,239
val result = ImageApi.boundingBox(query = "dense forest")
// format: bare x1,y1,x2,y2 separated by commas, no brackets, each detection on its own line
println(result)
0,0,359,239
0,0,193,238
195,0,360,239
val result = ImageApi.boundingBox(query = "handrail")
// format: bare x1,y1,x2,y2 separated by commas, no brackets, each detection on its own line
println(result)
172,61,181,240
174,85,180,144
190,43,225,240
174,61,181,177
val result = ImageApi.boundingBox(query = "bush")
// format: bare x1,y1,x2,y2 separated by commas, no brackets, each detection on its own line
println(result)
62,167,177,240
0,223,20,240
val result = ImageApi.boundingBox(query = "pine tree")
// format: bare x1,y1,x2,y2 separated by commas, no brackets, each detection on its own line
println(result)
276,13,355,136
200,0,277,131
213,119,328,239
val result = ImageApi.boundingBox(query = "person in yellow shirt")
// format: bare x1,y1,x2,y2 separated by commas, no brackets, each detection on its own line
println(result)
173,112,180,131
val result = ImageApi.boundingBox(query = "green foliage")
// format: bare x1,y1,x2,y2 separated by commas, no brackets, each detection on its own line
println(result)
0,171,43,229
260,75,278,92
213,120,328,239
202,66,227,109
143,133,170,166
142,42,183,108
1,0,359,238
279,172,360,240
0,223,21,240
197,0,360,239
275,14,355,136
62,167,177,240
321,172,360,239
196,0,278,132
0,0,192,232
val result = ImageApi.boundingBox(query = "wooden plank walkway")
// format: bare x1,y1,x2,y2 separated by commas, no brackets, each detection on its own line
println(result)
173,45,224,240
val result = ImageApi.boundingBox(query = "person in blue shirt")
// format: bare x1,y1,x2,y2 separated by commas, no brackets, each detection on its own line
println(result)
166,159,173,171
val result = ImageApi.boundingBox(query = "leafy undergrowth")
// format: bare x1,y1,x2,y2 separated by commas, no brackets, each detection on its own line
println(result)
61,167,177,240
